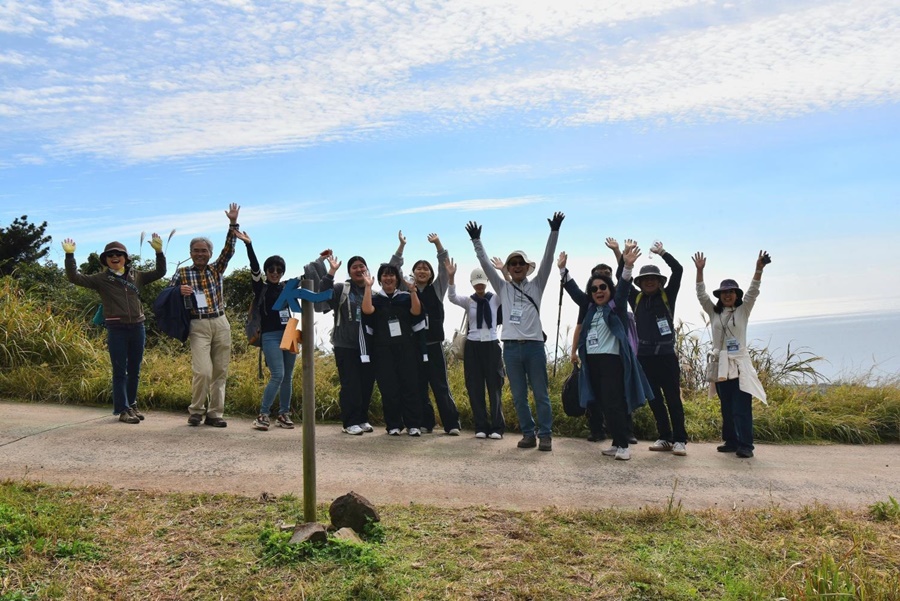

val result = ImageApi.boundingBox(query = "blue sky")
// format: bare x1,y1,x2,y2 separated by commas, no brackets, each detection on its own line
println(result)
2,0,899,349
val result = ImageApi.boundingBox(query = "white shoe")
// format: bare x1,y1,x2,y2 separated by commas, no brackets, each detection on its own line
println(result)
388,428,401,436
488,432,503,440
601,446,618,457
342,425,364,435
448,428,460,436
615,447,632,461
672,442,687,456
475,432,487,439
408,428,421,437
360,422,374,433
649,439,673,452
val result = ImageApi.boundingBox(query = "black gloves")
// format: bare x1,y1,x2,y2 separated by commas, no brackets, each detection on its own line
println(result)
465,221,482,240
548,212,565,231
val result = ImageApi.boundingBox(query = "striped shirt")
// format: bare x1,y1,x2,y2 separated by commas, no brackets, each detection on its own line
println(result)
170,228,237,316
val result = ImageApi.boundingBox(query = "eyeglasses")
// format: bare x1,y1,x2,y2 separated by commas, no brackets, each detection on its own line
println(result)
266,267,284,274
507,260,527,267
589,284,608,293
106,251,126,258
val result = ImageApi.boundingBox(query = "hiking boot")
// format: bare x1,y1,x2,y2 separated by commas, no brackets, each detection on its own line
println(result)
253,415,270,431
736,449,754,458
118,411,140,424
475,432,487,439
342,425,364,435
408,428,422,437
204,417,227,428
276,414,294,429
717,444,737,453
129,406,145,421
538,437,552,452
517,435,537,449
187,413,203,427
649,439,674,452
601,446,619,457
388,428,401,436
488,432,503,440
615,447,632,461
672,442,687,456
448,428,460,436
360,422,374,433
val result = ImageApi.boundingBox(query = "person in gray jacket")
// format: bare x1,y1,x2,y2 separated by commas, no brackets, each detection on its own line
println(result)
465,212,564,451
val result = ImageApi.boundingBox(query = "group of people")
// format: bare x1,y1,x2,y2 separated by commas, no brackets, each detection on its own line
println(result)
63,205,772,461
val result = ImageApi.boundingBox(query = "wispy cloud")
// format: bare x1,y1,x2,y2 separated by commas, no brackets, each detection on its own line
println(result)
390,195,545,215
2,0,898,163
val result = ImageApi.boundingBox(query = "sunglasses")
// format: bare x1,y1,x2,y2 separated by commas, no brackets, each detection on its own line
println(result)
266,267,284,274
106,251,126,258
589,284,609,293
507,260,527,267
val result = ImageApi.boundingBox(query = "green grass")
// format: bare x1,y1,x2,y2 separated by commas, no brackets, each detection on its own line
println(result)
1,481,898,600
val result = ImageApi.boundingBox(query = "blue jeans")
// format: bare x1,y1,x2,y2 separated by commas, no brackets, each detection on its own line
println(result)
503,340,552,438
261,331,297,416
106,323,146,415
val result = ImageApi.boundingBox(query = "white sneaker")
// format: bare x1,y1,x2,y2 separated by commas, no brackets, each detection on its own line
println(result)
672,442,687,456
615,447,632,461
649,439,674,452
408,428,421,437
360,422,374,433
488,432,503,440
475,432,487,439
601,446,619,457
448,428,460,436
388,428,401,436
342,425,364,435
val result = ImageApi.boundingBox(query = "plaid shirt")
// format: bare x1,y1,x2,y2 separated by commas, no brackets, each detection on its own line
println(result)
170,228,237,316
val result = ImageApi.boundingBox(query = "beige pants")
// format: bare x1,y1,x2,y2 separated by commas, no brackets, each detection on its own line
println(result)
188,316,232,418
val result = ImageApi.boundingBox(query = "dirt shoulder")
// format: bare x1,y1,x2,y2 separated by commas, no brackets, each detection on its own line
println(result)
1,401,896,511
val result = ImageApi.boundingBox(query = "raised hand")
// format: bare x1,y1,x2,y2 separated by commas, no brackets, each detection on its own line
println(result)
149,233,163,252
557,251,568,269
327,255,342,275
623,245,641,268
604,237,619,251
465,221,482,240
624,238,637,252
225,203,240,223
491,256,505,271
363,272,374,287
650,240,665,255
692,252,706,270
756,250,771,271
398,230,406,245
444,258,457,277
62,238,76,253
427,233,441,245
548,212,565,231
234,230,251,245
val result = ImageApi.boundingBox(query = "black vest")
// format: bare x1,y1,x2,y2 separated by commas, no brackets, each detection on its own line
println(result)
419,285,445,343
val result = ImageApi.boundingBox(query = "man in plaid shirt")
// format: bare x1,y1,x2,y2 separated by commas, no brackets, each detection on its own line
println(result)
170,203,242,428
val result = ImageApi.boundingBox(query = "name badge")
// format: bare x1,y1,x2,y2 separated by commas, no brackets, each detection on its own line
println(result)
509,307,523,325
587,333,600,349
194,291,208,309
726,337,740,354
657,317,672,336
388,318,402,337
279,309,290,325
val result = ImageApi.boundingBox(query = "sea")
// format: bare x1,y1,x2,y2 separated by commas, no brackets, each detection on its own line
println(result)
747,311,900,384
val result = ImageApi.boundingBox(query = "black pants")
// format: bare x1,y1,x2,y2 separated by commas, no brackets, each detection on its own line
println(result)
373,343,422,432
715,378,754,452
419,342,461,432
585,353,630,449
463,339,505,435
334,346,375,428
639,353,687,443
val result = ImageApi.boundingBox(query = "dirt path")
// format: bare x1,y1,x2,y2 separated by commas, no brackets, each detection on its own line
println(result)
1,401,897,511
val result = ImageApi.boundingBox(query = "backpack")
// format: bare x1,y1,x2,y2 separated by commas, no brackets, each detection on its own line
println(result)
245,284,269,348
609,300,639,355
635,289,671,317
562,364,585,417
302,255,334,314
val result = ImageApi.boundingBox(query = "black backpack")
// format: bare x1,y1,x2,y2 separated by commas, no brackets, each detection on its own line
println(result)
562,364,585,417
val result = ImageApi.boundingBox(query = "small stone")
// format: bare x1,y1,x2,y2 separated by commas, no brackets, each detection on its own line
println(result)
289,522,327,545
332,527,363,543
329,491,380,533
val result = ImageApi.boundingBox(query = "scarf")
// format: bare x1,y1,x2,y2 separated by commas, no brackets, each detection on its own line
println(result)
470,292,494,329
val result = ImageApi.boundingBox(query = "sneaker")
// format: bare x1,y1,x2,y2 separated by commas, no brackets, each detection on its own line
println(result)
586,432,606,442
628,436,639,445
118,411,140,424
253,415,270,431
672,442,687,456
615,447,632,461
717,444,738,453
204,417,227,428
517,435,537,449
408,428,422,437
388,428,401,436
129,406,145,421
649,439,674,452
276,414,295,429
475,432,487,439
601,446,619,457
360,422,374,433
538,437,552,452
736,449,754,458
187,413,203,427
342,425,364,435
488,432,503,440
421,428,433,434
447,428,460,436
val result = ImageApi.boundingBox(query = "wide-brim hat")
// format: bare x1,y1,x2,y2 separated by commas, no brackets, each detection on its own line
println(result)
505,251,536,277
634,264,667,286
99,241,130,268
713,279,743,298
470,268,489,286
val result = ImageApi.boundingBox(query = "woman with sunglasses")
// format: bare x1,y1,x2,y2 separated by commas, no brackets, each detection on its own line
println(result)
242,232,297,431
62,235,167,424
558,246,653,461
693,250,771,458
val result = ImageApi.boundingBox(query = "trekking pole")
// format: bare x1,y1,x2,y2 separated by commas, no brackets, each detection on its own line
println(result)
553,274,564,376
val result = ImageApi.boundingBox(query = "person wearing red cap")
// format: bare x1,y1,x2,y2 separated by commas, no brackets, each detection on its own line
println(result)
63,235,166,423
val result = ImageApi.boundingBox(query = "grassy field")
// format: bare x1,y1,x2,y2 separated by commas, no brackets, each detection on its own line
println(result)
1,480,899,601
